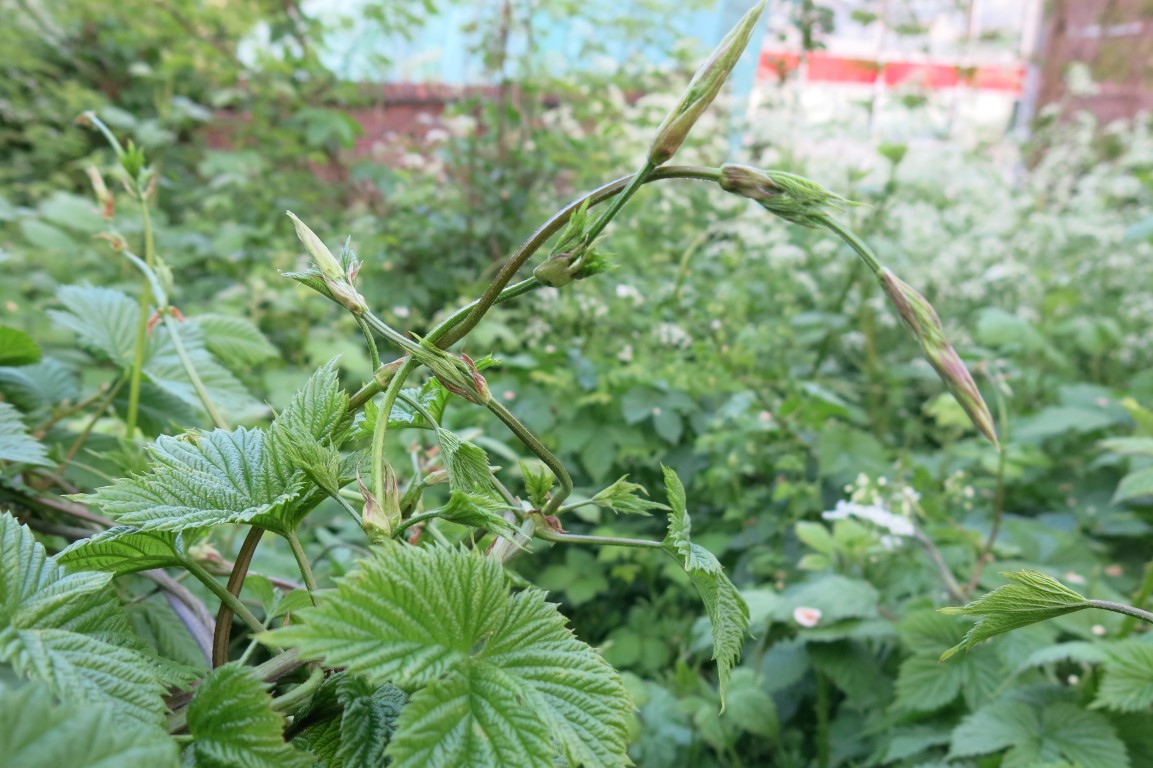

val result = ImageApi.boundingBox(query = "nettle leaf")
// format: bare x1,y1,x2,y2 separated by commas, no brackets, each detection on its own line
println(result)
949,696,1129,768
0,683,180,768
0,514,169,727
661,466,749,706
0,358,81,412
439,490,517,537
436,427,498,495
190,314,278,368
0,326,41,366
265,543,632,768
592,475,670,516
291,673,405,767
1093,641,1153,713
894,609,1000,713
381,379,451,431
941,571,1090,660
272,359,352,447
56,526,202,575
0,402,52,466
185,664,312,768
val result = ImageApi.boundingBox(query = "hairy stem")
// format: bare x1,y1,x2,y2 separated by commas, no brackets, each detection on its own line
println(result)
183,556,266,641
286,529,319,602
485,399,572,515
1085,599,1153,626
162,313,229,429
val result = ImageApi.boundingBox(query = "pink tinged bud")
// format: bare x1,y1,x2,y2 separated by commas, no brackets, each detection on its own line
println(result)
287,211,368,314
879,269,999,447
359,471,398,544
86,166,114,219
648,1,766,165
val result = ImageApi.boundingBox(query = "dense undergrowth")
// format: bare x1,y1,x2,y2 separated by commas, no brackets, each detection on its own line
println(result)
3,1,1153,766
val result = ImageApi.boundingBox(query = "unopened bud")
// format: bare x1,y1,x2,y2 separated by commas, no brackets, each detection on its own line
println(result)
86,167,114,219
360,469,399,544
533,245,612,288
121,140,147,182
649,1,766,165
720,163,853,227
412,339,491,406
287,211,368,314
879,269,998,446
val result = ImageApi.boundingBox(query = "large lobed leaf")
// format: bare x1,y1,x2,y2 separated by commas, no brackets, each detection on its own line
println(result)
0,683,179,768
662,465,749,706
0,513,170,727
185,664,312,768
266,542,632,768
0,401,52,466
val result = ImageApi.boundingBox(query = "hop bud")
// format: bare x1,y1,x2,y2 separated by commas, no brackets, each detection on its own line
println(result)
879,269,998,446
412,339,491,406
120,140,147,182
286,211,368,314
360,468,399,544
719,163,854,227
648,1,766,165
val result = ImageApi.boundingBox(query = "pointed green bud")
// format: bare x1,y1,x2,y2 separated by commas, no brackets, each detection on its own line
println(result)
120,140,147,181
719,163,855,227
649,1,766,165
879,269,998,446
286,211,368,314
411,338,491,406
360,467,399,544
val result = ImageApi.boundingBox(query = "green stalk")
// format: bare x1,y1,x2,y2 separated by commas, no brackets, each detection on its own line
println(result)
816,214,882,276
535,528,666,550
1085,599,1153,626
1117,563,1153,639
372,359,418,532
182,557,266,638
162,314,228,429
124,198,157,438
485,398,571,515
285,529,319,602
271,666,325,713
356,314,381,370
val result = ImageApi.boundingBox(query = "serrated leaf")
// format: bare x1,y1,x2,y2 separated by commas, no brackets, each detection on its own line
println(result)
0,358,81,412
520,461,554,508
661,466,749,706
190,314,277,367
941,570,1090,660
438,491,517,536
0,326,41,366
271,359,351,447
894,610,1000,713
592,475,670,516
185,664,312,768
436,428,497,496
377,380,451,431
265,543,632,768
950,697,1129,768
0,514,169,727
1017,641,1109,672
0,402,52,466
81,428,304,533
56,526,201,575
0,684,180,767
49,286,138,365
1114,467,1153,502
1094,641,1153,712
337,676,406,766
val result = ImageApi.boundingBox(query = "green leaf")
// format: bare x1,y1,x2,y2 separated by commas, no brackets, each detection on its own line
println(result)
722,668,778,738
81,428,304,533
520,461,554,508
271,359,352,448
894,610,1000,712
0,402,52,466
0,684,179,767
1114,467,1153,502
49,286,139,366
336,676,406,766
379,380,451,431
1100,437,1153,457
0,358,81,412
0,326,40,366
435,427,498,496
592,475,670,516
941,570,1090,660
185,664,312,768
0,514,169,727
190,314,277,367
661,466,749,706
1094,641,1153,713
950,697,1129,768
56,526,201,575
265,543,632,768
437,491,517,536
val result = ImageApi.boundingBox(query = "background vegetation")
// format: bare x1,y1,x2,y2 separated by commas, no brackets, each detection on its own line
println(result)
3,0,1153,766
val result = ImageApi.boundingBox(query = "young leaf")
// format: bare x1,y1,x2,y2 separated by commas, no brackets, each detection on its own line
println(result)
940,570,1090,660
661,466,749,706
80,428,306,533
271,359,352,448
335,676,407,767
0,684,180,768
1093,641,1153,713
185,663,312,768
56,526,203,575
0,402,52,466
592,475,670,516
0,325,41,366
438,490,517,537
0,513,170,727
436,427,499,496
520,461,554,508
264,542,632,768
48,285,138,365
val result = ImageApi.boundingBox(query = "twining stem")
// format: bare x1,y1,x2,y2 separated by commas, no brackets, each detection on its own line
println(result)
967,377,1010,592
1085,599,1153,625
212,526,265,667
816,214,882,276
286,529,319,602
486,398,571,515
355,314,381,370
270,665,325,713
1118,562,1153,638
183,557,266,640
162,313,229,429
535,528,666,550
58,377,125,470
372,359,418,533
